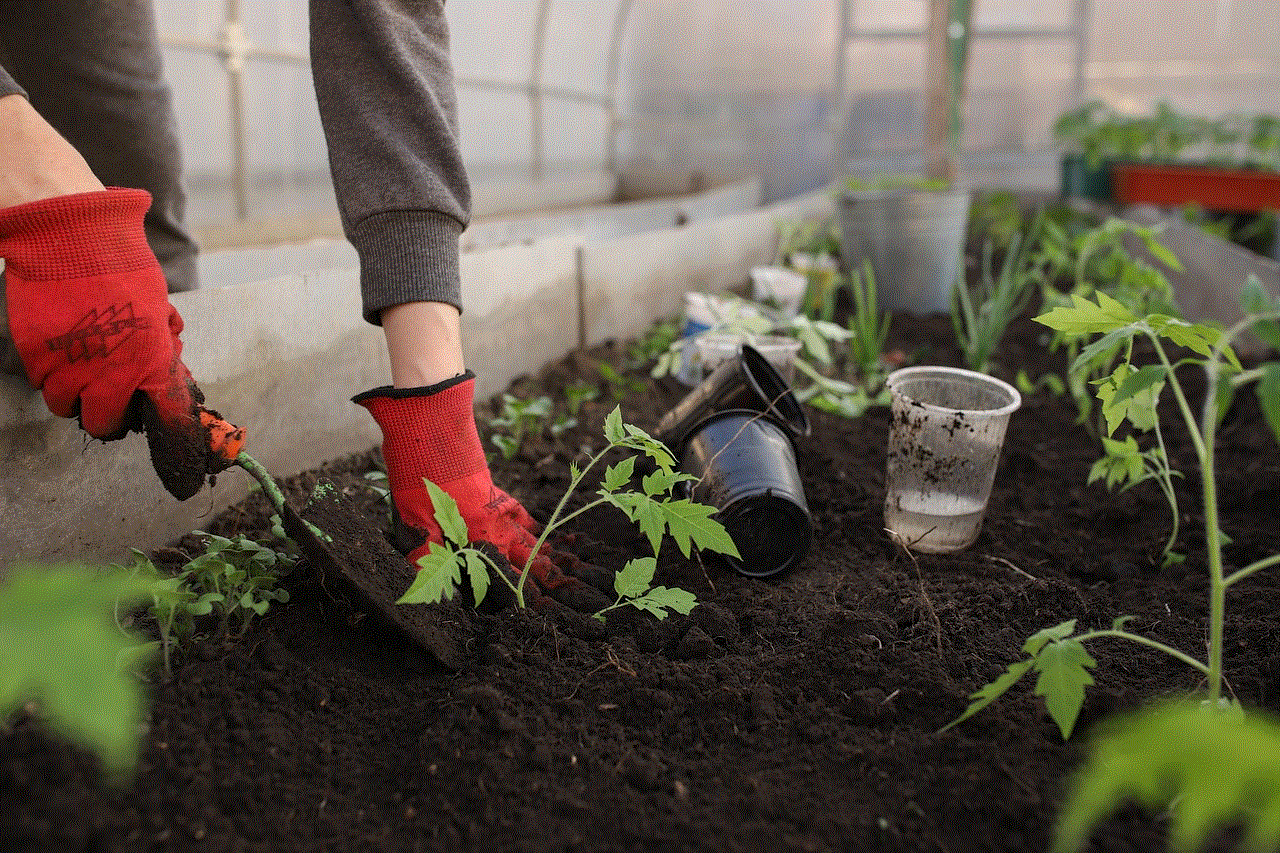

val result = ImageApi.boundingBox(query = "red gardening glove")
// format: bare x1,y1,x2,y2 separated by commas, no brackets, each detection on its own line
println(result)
0,188,225,500
354,374,610,612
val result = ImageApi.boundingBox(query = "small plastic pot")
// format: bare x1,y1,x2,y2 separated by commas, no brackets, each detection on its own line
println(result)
655,344,810,455
679,409,812,578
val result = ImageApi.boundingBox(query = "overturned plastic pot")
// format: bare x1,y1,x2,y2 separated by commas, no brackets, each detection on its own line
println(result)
678,409,812,578
655,343,809,455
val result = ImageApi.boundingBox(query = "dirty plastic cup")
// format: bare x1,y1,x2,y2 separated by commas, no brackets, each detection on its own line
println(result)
883,366,1021,553
696,333,801,382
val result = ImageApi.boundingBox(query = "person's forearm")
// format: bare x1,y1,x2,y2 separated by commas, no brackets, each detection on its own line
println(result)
381,300,465,388
0,94,103,208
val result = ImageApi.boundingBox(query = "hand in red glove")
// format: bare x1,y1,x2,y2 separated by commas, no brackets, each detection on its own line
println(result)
355,373,610,612
0,188,227,499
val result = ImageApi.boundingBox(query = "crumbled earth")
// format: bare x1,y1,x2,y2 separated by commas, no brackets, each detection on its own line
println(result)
3,302,1279,852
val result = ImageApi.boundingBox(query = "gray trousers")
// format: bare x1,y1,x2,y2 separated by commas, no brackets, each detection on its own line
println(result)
0,0,469,320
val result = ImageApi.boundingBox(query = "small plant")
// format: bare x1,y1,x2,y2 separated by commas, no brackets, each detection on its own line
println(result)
952,231,1040,374
596,361,645,403
563,379,599,417
590,556,697,623
944,278,1280,738
399,406,739,611
2,563,157,778
1053,700,1280,853
363,469,393,506
488,393,553,459
844,260,891,380
181,531,293,638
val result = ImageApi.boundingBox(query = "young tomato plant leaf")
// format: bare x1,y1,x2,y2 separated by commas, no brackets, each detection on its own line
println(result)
629,585,698,619
1035,291,1137,337
1087,435,1145,490
614,556,657,599
601,457,636,492
594,557,699,623
940,658,1036,733
1098,363,1165,434
398,542,464,605
0,564,158,779
1032,638,1096,739
423,478,468,546
462,550,490,606
1053,700,1280,853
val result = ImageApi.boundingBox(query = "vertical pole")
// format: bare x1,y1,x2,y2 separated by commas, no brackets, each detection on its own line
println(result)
529,0,551,180
829,0,851,183
923,0,974,184
221,0,250,220
605,0,636,178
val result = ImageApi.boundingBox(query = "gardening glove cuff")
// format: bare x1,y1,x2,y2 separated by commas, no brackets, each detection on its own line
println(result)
355,376,609,611
0,188,223,499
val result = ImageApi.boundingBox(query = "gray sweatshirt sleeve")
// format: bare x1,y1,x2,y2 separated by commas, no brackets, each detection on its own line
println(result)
309,0,470,324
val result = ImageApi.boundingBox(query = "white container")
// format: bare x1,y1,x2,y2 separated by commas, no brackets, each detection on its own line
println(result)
675,293,768,385
695,333,801,383
882,366,1021,553
749,266,808,319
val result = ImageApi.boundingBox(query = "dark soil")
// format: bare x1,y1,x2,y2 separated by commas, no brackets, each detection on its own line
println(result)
4,304,1279,853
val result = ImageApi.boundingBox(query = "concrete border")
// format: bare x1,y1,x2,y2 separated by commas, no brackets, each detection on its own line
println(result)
0,180,836,566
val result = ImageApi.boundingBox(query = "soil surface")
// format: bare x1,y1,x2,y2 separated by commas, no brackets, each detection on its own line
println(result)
4,299,1279,852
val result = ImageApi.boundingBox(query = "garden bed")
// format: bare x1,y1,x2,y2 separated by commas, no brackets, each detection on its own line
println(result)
3,304,1279,852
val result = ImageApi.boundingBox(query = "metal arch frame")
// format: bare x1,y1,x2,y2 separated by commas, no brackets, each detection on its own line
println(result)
160,0,639,223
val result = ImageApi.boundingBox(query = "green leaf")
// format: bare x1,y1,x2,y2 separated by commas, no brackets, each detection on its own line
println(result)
641,585,698,616
1149,316,1221,359
601,457,636,493
0,564,157,778
1053,701,1280,853
658,499,740,559
1032,638,1096,739
1035,292,1137,337
640,468,683,498
615,557,656,599
1259,363,1280,446
462,550,490,607
939,658,1036,733
397,542,463,605
603,405,624,443
423,479,467,546
1023,620,1078,657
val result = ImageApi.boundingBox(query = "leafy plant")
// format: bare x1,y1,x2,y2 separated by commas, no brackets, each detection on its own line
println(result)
591,556,697,623
488,393,553,459
844,259,891,379
181,531,293,637
952,231,1040,374
596,361,645,403
1054,700,1280,853
564,380,599,417
944,278,1280,737
399,407,739,610
1,563,157,778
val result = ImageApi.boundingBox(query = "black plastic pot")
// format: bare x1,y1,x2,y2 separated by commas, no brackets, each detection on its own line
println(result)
678,409,812,578
655,343,809,456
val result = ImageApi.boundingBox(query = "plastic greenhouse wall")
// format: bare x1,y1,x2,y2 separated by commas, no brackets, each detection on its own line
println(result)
155,0,1280,239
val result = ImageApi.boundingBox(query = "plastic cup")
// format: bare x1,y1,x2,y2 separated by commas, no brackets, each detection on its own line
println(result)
696,333,801,382
675,292,767,385
882,366,1021,553
750,266,808,319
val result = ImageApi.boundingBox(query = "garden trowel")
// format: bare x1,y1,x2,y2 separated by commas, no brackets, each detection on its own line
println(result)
201,409,467,669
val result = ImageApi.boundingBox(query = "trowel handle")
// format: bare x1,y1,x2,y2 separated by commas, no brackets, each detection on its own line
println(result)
199,407,246,462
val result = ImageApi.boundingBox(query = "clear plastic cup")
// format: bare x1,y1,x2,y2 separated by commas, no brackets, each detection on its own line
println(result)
696,333,801,382
882,366,1021,553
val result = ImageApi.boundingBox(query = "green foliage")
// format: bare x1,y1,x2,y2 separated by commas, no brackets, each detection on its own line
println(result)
947,276,1280,739
844,260,891,379
968,190,1025,252
1053,100,1280,170
1054,701,1280,853
597,361,645,403
182,532,293,636
489,393,554,460
942,620,1096,739
0,563,157,778
564,380,599,417
399,407,737,611
592,557,698,623
952,230,1040,374
843,174,950,193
